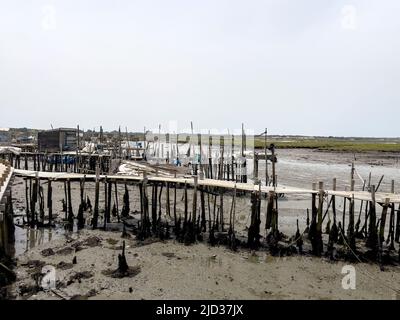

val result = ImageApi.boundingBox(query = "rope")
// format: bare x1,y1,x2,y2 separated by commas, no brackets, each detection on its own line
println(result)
284,228,307,248
354,168,366,185
338,228,400,294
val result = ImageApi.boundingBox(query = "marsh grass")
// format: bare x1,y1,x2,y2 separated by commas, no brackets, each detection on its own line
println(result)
254,137,400,152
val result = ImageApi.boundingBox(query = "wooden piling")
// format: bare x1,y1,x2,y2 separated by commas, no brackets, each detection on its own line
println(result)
313,182,324,256
219,188,224,231
308,183,317,241
166,182,171,218
395,203,400,242
107,179,112,223
366,185,378,250
67,179,74,226
379,198,390,245
77,178,85,229
347,195,356,251
92,168,100,229
173,182,177,229
121,182,130,218
47,179,52,225
200,186,206,232
231,134,235,182
183,182,188,224
30,177,37,225
271,144,276,187
151,183,158,232
248,190,261,249
192,177,198,228
265,190,274,230
114,181,119,222
388,181,395,250
24,178,30,224
254,153,259,181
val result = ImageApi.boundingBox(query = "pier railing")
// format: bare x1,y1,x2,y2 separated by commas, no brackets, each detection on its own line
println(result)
0,159,15,257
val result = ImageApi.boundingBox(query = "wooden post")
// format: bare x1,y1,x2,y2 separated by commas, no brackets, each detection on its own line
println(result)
219,188,224,231
313,182,324,255
197,133,203,177
184,182,188,224
347,195,356,251
121,182,130,218
142,178,150,238
77,178,85,229
228,185,237,250
241,123,247,184
264,128,268,187
114,181,119,222
103,180,108,229
200,186,206,232
254,153,259,181
388,181,395,250
151,183,158,232
248,190,261,249
342,197,347,233
309,184,317,242
212,193,217,229
31,176,38,225
350,162,355,185
265,190,274,230
118,126,122,159
308,183,317,239
327,178,339,253
166,182,171,217
158,182,163,220
192,177,198,227
208,133,213,179
25,178,30,224
271,145,276,187
173,182,177,229
92,166,100,229
107,179,112,223
67,179,74,226
231,134,235,182
366,185,378,250
396,202,400,242
379,198,390,244
47,179,52,225
38,183,45,223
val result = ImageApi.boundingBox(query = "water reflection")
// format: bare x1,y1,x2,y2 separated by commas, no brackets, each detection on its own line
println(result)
14,224,65,256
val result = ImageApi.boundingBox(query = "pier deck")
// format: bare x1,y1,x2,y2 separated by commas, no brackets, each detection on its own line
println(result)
13,169,400,204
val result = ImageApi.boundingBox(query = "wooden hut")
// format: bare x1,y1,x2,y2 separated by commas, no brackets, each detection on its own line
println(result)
38,128,78,152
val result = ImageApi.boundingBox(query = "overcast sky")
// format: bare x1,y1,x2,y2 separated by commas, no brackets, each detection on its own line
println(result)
1,1,399,136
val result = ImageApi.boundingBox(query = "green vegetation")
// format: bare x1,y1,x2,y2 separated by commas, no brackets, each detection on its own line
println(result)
254,137,400,152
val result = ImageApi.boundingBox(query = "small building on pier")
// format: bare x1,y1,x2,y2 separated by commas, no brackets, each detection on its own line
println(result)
0,128,10,144
38,128,79,152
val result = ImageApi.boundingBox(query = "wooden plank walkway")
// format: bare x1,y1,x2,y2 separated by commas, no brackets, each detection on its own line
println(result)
0,162,14,213
0,163,13,203
13,169,400,204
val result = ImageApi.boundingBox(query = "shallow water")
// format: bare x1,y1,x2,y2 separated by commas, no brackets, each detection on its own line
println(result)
13,224,66,256
261,149,400,192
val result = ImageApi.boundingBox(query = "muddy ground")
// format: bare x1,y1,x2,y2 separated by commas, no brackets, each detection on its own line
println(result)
4,148,400,299
7,230,400,300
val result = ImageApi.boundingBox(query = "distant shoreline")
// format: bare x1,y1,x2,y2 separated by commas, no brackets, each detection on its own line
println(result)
254,138,400,153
